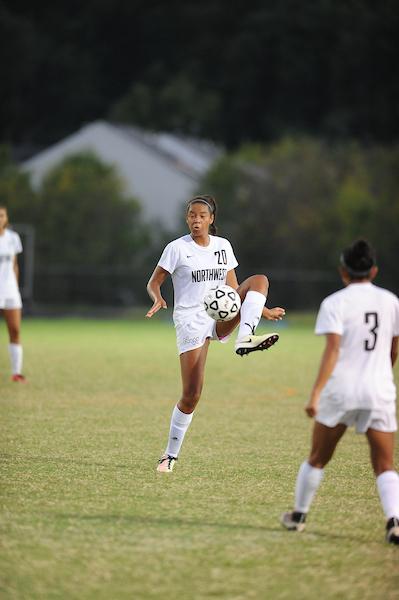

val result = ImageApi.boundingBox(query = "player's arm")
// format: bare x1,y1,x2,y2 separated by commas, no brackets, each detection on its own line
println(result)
305,333,341,418
13,256,19,283
392,336,399,367
146,266,169,318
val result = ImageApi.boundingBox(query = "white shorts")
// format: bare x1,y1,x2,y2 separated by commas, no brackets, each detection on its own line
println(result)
316,408,397,433
174,310,231,355
0,294,22,310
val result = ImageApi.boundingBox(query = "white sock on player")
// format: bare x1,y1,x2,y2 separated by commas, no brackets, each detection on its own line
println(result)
376,470,399,520
294,461,324,513
8,343,23,375
237,290,266,340
165,405,194,458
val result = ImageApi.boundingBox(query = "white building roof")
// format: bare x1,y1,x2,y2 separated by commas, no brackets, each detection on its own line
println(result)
22,121,222,230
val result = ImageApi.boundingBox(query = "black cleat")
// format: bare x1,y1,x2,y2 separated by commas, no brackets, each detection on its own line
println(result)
386,517,399,544
280,510,307,532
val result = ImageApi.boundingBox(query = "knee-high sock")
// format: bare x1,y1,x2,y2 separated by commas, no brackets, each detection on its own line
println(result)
294,461,324,513
376,470,399,520
237,290,266,340
165,405,194,458
8,343,23,375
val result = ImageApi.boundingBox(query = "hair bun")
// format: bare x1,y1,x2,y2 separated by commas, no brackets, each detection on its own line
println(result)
353,240,368,253
342,238,376,277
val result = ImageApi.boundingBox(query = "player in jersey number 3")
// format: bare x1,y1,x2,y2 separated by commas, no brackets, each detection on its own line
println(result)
281,240,399,545
0,206,26,382
146,195,285,473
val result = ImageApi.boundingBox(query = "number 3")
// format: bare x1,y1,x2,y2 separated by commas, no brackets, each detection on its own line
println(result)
364,312,378,351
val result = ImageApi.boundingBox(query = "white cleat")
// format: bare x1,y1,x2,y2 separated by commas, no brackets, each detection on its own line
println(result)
280,511,307,532
156,454,177,473
235,333,279,356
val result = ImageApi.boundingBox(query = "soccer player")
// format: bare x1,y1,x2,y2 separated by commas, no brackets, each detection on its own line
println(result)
0,205,26,382
281,239,399,545
146,195,285,472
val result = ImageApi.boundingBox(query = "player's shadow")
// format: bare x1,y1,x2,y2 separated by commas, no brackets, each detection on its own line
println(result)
2,453,382,546
55,513,371,544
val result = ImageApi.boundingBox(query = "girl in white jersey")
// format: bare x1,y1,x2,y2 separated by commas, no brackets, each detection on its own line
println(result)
281,240,399,545
0,206,26,383
146,195,285,472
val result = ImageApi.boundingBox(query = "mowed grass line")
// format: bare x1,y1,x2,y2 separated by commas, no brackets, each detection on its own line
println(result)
1,316,398,600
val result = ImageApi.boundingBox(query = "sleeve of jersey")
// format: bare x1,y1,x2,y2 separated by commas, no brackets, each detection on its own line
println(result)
315,297,343,336
157,241,179,275
14,233,23,254
227,241,238,270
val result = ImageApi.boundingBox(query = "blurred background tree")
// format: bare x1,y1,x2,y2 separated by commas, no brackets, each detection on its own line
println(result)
199,138,399,306
1,150,154,305
1,1,398,150
35,153,148,267
1,1,398,308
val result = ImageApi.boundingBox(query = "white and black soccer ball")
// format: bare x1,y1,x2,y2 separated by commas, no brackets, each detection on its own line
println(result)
203,285,241,322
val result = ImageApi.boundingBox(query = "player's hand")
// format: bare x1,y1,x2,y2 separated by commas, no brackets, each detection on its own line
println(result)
305,393,319,418
263,306,286,321
145,298,167,318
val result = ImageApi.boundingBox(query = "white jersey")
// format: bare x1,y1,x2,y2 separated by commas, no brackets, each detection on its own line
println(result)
0,229,23,300
315,282,399,412
158,234,238,321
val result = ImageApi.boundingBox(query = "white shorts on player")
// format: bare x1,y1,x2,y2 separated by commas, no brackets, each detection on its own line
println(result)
0,294,23,310
174,309,231,354
316,407,397,433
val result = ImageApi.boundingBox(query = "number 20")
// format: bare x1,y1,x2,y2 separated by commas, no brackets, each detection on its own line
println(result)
214,250,227,265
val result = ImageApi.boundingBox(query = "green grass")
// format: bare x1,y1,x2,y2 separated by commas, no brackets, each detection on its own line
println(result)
1,314,398,599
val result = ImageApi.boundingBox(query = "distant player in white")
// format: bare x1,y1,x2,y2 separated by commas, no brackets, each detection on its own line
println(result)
0,205,26,382
146,195,285,472
281,240,399,544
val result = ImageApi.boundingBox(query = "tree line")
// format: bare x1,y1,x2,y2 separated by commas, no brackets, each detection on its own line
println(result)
1,1,399,152
201,138,399,306
1,138,397,308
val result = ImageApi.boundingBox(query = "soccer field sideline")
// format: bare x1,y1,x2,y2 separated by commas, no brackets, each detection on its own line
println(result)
1,317,398,599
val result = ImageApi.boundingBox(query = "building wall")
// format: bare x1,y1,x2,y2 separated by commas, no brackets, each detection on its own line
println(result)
22,122,201,230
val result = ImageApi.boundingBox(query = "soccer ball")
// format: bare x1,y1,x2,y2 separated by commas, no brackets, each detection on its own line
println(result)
203,285,241,322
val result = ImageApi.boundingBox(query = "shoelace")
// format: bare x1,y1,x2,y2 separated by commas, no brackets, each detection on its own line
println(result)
158,455,177,466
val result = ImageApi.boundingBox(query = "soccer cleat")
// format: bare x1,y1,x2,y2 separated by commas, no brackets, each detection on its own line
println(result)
386,517,399,545
235,333,279,356
11,374,27,383
280,511,307,532
157,454,177,473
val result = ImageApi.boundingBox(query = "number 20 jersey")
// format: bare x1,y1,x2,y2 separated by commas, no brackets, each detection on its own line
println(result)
315,282,399,411
158,234,238,320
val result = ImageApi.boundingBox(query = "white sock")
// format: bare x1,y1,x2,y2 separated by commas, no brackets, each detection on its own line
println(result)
8,343,23,375
165,405,194,458
294,461,324,513
237,290,266,340
376,470,399,520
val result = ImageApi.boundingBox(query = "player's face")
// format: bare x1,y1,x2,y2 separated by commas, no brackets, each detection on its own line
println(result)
0,208,8,232
186,202,214,237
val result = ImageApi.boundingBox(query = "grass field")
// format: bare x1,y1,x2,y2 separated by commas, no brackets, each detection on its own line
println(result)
1,314,398,599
